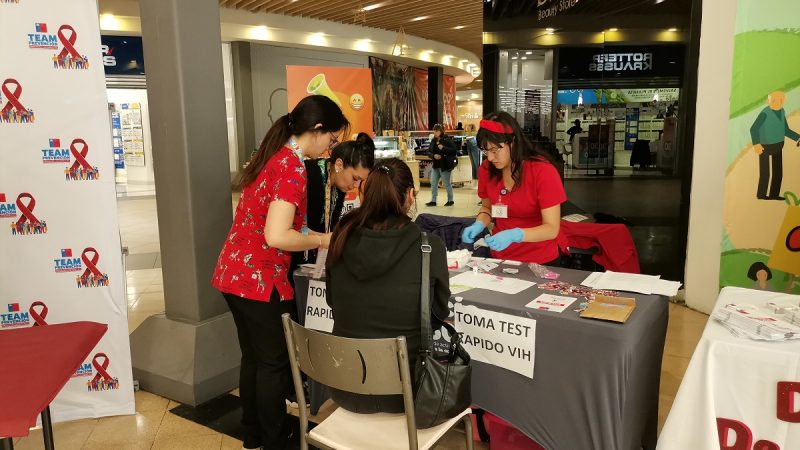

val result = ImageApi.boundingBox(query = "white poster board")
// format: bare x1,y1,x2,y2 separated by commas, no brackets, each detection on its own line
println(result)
0,0,134,422
454,304,537,378
304,279,333,333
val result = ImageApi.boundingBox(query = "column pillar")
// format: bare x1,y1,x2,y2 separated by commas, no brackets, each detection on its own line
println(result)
129,0,240,406
231,41,256,178
483,45,500,114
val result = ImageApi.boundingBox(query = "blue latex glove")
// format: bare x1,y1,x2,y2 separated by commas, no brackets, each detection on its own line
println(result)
461,221,486,244
485,228,524,252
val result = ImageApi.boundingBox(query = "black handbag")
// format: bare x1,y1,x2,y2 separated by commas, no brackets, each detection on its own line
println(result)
412,233,472,429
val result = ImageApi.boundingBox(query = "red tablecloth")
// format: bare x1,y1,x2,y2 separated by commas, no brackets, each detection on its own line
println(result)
0,321,107,438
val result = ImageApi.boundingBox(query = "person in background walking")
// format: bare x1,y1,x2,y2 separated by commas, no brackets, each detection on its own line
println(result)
425,124,458,207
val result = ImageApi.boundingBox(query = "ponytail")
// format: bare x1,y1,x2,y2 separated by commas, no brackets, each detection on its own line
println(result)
238,95,349,189
327,158,414,266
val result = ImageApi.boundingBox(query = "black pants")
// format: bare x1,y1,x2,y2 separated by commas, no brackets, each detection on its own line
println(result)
224,291,296,449
757,143,784,198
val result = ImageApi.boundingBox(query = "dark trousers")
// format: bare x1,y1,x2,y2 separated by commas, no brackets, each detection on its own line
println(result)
224,291,296,449
757,143,784,198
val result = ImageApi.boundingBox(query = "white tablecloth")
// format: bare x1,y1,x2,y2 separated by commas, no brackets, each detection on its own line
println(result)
658,287,800,450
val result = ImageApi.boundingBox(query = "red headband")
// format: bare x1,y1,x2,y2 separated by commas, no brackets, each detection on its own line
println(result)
479,119,514,134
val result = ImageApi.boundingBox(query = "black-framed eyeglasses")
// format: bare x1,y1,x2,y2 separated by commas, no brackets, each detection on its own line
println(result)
328,132,341,149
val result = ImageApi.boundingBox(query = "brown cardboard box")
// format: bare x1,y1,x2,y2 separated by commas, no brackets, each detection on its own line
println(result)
580,295,637,323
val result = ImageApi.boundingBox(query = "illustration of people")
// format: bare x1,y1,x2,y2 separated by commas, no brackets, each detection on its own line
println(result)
750,91,800,200
747,262,773,290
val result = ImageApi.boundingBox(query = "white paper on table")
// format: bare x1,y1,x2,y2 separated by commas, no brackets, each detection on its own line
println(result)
485,258,503,263
581,272,603,287
652,279,682,297
449,271,536,295
502,260,523,266
525,294,577,313
450,284,472,294
590,271,661,294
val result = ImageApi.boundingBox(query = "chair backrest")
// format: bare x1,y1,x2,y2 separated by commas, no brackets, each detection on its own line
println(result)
282,314,420,449
282,314,412,396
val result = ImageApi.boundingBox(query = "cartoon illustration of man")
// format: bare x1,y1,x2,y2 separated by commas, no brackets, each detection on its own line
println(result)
750,91,800,200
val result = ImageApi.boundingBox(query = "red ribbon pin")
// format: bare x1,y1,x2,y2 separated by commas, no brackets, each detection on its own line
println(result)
81,247,103,279
91,353,113,382
57,25,82,60
29,301,48,326
15,193,41,227
70,139,92,172
1,79,27,114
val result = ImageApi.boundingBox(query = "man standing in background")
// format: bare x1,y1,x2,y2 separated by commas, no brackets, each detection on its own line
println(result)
751,90,800,200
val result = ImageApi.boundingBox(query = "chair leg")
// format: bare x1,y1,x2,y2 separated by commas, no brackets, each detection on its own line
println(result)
462,415,474,450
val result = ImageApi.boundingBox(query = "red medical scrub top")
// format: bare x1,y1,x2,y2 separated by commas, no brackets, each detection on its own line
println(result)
478,158,566,264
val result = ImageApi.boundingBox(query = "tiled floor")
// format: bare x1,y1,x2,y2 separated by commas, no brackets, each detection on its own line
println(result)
11,182,710,449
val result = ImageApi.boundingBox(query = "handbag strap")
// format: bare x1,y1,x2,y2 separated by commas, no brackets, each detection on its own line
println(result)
420,232,433,354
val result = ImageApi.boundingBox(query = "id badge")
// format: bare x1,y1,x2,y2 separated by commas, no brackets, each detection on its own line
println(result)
492,203,508,219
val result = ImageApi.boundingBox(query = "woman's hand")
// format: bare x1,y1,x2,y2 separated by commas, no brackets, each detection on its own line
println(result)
461,221,486,244
485,228,524,251
319,233,332,249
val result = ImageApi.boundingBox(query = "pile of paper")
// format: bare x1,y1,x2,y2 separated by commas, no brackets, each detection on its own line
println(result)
581,271,682,297
449,271,536,295
713,303,800,341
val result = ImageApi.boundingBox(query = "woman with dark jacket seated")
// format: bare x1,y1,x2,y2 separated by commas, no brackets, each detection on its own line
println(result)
325,158,450,414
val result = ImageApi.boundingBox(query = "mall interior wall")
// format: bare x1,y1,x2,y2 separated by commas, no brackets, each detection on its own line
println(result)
248,44,368,145
684,0,737,313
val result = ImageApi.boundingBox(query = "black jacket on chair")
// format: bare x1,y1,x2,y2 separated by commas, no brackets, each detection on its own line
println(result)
326,218,450,414
427,136,459,172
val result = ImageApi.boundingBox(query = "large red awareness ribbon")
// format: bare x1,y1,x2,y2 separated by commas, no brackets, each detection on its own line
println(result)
29,301,48,326
57,25,82,59
1,79,26,114
91,353,113,382
81,247,103,279
15,193,41,226
70,139,92,171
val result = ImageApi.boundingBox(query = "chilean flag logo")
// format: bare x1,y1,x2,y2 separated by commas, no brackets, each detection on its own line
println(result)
7,303,20,313
35,23,48,33
61,248,73,258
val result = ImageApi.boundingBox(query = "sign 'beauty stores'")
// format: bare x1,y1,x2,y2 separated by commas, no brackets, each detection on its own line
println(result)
537,0,582,20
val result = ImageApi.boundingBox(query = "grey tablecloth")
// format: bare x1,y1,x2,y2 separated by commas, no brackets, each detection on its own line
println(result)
293,266,668,450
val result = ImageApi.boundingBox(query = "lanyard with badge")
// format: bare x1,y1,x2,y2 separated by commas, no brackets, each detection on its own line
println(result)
289,137,328,277
492,186,510,219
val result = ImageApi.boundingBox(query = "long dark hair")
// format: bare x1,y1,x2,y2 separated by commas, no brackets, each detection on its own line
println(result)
329,133,376,170
476,111,553,188
327,158,414,266
238,95,349,188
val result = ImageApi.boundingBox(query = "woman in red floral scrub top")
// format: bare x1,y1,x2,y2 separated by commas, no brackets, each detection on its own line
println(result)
461,111,567,265
212,95,348,450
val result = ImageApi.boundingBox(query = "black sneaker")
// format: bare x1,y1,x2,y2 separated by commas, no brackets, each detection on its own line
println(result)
425,201,437,207
444,201,454,206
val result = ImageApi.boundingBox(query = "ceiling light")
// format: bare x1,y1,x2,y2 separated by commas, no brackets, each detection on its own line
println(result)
410,16,429,21
668,27,678,32
546,31,555,35
608,28,619,32
521,57,527,60
461,59,469,63
453,25,466,30
362,3,383,11
475,79,482,81
511,56,518,60
471,93,480,99
545,28,555,32
100,14,121,30
526,51,533,55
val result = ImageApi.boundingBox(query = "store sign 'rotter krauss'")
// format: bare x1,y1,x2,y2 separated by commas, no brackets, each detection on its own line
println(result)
590,53,653,72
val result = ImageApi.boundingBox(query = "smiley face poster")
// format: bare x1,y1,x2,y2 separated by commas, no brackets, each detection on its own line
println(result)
286,66,373,136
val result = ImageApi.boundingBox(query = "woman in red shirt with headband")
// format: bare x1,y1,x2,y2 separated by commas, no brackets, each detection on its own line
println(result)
462,111,566,265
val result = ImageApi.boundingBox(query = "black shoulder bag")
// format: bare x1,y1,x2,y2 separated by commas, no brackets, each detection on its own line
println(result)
413,233,472,429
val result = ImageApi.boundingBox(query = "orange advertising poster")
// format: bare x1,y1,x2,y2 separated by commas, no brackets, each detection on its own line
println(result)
286,66,373,136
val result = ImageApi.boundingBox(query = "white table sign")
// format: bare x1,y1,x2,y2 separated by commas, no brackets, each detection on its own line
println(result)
454,303,537,378
304,279,334,333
